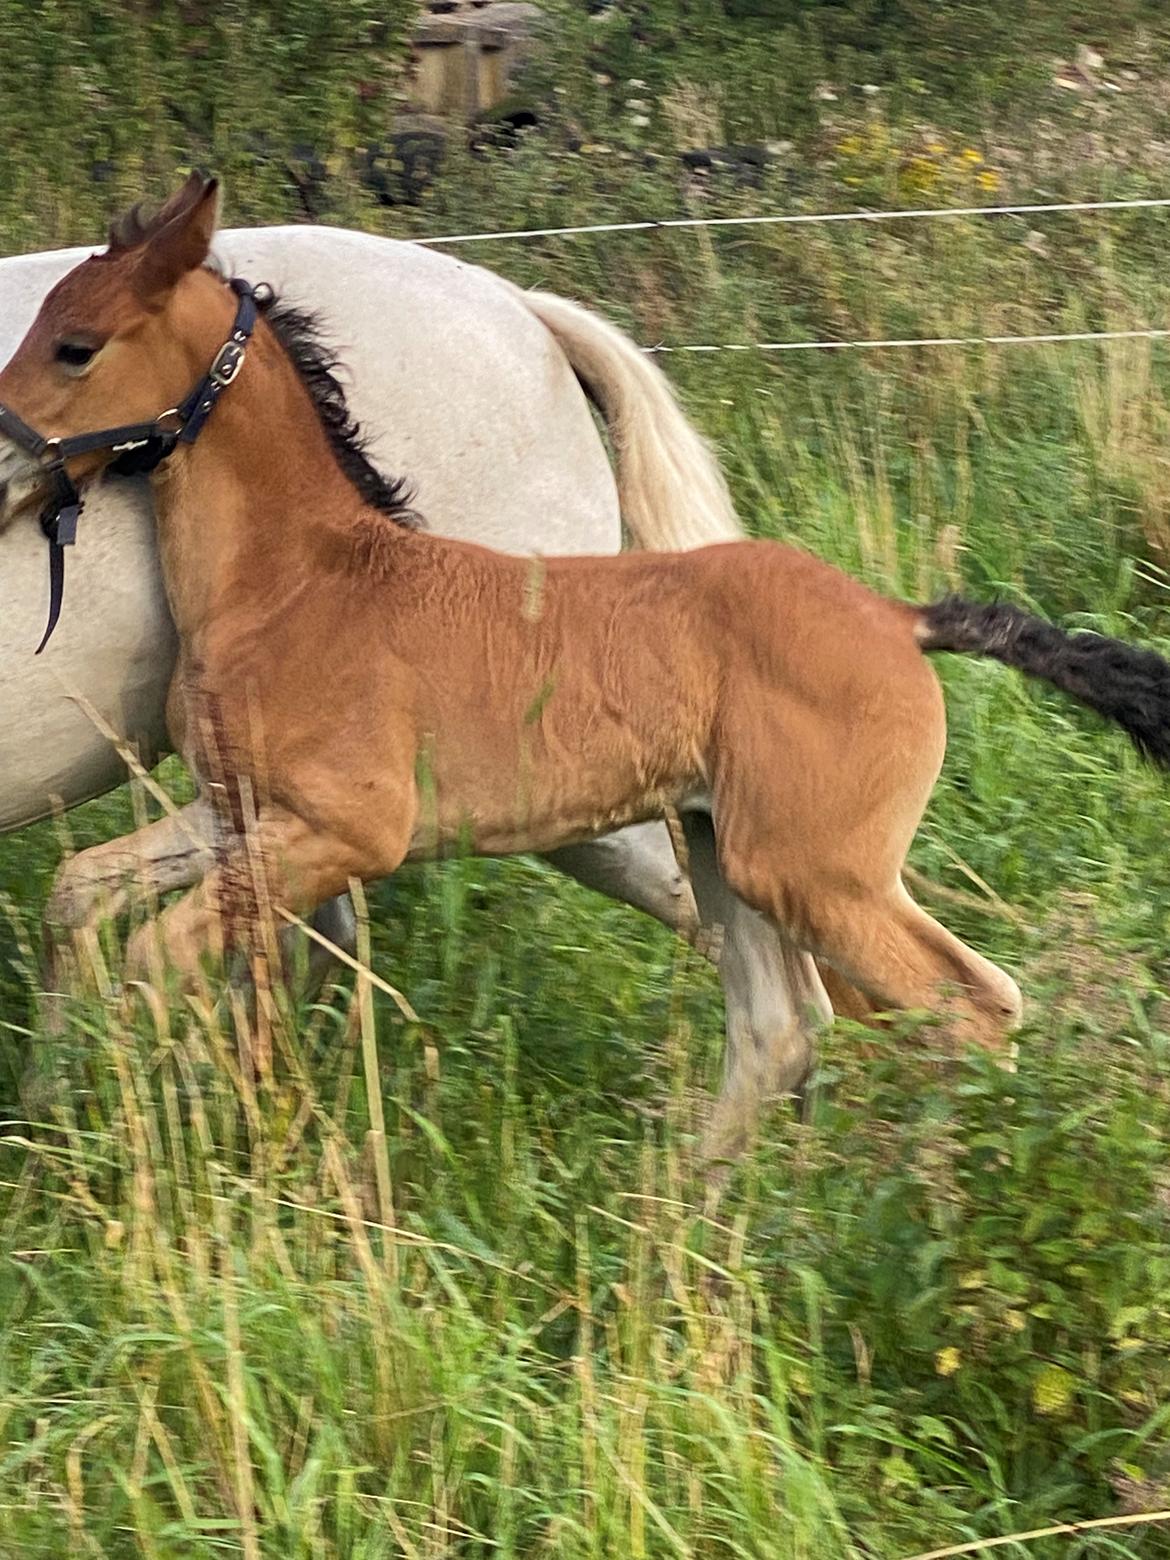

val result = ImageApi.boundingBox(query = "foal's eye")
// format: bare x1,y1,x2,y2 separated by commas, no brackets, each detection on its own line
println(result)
54,340,99,370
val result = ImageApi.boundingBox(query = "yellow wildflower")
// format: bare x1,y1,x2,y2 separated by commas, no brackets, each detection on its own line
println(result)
935,1347,962,1377
904,155,940,189
837,135,862,156
927,140,946,155
1032,1364,1076,1417
960,147,983,164
977,169,1000,191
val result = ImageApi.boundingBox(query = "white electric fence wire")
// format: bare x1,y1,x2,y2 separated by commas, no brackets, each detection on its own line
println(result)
415,194,1170,248
643,326,1170,356
413,193,1170,356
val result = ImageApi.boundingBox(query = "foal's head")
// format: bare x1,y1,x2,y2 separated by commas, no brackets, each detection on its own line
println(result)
0,172,225,527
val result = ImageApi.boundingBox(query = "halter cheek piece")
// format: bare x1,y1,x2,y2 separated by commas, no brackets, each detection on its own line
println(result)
0,276,268,654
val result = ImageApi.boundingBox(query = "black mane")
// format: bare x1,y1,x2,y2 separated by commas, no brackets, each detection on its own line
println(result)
261,295,419,527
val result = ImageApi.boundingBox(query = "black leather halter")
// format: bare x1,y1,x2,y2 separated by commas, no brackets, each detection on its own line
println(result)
0,276,266,653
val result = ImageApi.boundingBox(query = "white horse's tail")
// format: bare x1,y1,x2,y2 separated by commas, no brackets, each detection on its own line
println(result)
508,285,743,550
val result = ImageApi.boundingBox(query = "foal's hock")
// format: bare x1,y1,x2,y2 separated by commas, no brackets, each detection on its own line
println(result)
3,173,1169,1071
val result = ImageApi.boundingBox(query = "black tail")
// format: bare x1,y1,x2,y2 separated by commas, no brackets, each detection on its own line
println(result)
918,596,1170,770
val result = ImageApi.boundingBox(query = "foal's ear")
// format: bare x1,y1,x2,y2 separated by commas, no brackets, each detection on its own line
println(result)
131,173,222,307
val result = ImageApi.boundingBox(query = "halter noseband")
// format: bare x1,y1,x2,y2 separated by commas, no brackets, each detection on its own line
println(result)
0,276,267,654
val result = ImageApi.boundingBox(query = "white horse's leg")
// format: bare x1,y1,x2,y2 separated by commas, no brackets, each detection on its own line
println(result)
680,812,832,1161
299,893,357,995
547,818,832,1160
544,822,700,936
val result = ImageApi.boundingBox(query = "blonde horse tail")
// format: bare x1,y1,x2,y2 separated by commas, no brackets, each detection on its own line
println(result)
508,285,743,550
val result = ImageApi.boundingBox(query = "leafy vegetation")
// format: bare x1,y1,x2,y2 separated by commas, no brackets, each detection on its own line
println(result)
540,0,1170,140
0,0,414,248
3,2,1170,1555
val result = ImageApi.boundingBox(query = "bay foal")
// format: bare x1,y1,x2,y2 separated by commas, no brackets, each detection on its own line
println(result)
3,175,1170,1077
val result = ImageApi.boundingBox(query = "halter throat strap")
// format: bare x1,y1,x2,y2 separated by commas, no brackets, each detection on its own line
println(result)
0,276,264,654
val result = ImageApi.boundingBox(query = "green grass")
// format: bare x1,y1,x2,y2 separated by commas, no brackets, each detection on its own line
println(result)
3,830,1170,1556
5,16,1170,1556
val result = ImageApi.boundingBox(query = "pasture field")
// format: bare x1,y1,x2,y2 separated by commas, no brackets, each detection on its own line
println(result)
3,6,1170,1555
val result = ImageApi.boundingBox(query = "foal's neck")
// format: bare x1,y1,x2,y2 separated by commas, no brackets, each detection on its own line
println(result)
151,290,378,641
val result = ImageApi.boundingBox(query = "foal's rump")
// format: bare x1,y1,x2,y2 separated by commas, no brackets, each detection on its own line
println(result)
699,539,1170,778
694,546,1170,1025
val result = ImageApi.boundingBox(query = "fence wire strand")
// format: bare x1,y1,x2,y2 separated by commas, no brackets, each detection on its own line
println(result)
412,193,1170,358
643,326,1170,356
416,194,1170,248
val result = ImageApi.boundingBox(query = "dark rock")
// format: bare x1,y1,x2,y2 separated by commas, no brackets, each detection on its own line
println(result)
680,142,772,186
360,119,448,206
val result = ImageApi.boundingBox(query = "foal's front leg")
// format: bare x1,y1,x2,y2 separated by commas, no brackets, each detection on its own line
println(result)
42,798,356,994
124,805,386,994
45,798,219,941
41,800,219,1019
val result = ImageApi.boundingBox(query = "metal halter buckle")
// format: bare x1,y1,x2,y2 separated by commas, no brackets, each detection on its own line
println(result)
209,339,246,389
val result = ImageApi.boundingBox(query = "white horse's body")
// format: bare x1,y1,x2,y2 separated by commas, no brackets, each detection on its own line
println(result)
0,225,829,1153
0,227,631,829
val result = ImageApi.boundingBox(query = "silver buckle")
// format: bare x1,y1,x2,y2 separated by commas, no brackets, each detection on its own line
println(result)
209,340,246,389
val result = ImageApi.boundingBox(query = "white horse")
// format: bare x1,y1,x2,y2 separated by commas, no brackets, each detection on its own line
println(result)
0,224,831,1153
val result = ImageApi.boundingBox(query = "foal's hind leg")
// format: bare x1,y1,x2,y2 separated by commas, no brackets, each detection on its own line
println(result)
711,650,1021,1058
810,883,1022,1051
720,851,1021,1058
714,808,1021,1057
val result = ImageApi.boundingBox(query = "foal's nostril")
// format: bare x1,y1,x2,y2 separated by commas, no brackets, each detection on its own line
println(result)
0,480,9,514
